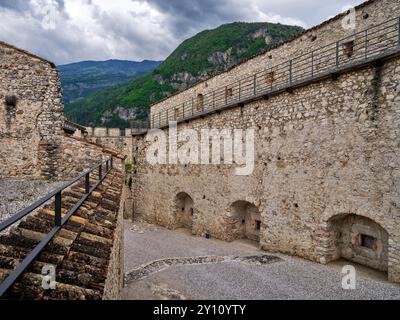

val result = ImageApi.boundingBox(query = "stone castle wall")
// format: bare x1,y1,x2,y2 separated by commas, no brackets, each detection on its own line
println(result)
84,127,134,164
132,0,400,283
103,174,126,300
150,0,400,121
55,134,112,180
134,58,400,283
0,42,118,181
0,41,64,179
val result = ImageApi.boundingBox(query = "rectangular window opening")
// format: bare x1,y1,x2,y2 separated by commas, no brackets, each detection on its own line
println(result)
360,234,376,250
174,108,180,119
342,40,355,58
196,93,204,112
265,71,275,85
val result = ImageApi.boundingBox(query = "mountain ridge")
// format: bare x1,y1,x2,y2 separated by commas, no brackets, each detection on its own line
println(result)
58,59,162,103
65,21,304,127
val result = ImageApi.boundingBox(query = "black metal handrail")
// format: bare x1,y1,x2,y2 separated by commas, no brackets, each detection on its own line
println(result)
0,156,114,297
151,16,400,129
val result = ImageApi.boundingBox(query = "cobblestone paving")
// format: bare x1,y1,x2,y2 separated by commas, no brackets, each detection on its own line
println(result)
123,221,400,300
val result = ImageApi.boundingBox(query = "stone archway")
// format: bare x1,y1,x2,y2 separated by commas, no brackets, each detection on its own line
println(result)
327,214,389,272
228,201,261,241
175,192,194,230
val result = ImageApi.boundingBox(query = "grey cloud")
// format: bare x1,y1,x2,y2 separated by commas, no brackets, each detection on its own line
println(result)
0,0,32,11
0,0,366,65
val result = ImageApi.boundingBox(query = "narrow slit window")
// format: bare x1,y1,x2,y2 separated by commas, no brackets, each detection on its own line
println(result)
342,40,355,58
227,88,233,97
174,108,180,119
196,93,204,112
265,71,275,85
5,95,17,107
255,220,261,230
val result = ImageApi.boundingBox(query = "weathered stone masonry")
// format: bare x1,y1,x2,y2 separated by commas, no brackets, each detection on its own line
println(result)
132,0,400,283
0,41,63,179
0,41,122,181
84,127,134,164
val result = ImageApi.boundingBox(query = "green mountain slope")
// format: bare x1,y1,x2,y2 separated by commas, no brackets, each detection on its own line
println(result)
59,59,162,103
65,22,304,127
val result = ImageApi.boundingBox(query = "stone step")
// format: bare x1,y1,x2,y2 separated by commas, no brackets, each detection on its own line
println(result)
0,243,64,266
0,168,123,300
0,268,103,300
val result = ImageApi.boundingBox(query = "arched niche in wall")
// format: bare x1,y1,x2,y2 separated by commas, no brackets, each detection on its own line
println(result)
228,200,261,242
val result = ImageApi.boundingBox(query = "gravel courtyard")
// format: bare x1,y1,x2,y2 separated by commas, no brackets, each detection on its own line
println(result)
122,220,400,300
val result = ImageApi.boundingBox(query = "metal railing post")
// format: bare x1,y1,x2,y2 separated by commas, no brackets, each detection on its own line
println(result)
106,159,109,172
365,29,368,59
192,97,194,114
336,41,340,67
398,17,400,46
225,86,228,105
111,156,113,169
289,60,293,85
55,191,62,227
270,68,273,91
213,91,215,109
182,103,185,119
99,163,102,180
311,51,314,77
238,80,241,101
85,173,90,194
253,74,257,96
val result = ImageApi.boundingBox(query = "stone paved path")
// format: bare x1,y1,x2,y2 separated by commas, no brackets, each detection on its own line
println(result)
122,220,400,300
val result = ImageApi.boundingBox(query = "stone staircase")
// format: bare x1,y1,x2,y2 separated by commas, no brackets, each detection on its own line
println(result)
0,168,124,300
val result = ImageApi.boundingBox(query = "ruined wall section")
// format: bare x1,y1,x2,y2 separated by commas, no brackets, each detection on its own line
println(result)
0,41,63,179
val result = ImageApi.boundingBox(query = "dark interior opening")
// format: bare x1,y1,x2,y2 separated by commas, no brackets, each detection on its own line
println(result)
360,234,376,249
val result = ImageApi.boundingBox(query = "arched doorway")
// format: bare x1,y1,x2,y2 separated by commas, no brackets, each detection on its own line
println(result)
327,214,388,272
229,201,261,241
175,192,194,229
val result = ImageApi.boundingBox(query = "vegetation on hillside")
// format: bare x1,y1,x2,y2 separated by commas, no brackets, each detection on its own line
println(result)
59,59,161,103
65,22,304,127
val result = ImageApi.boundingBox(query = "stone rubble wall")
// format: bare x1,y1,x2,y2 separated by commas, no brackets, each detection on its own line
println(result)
103,174,126,300
0,41,64,179
132,57,400,283
131,0,400,283
0,41,126,181
55,134,108,180
82,127,134,164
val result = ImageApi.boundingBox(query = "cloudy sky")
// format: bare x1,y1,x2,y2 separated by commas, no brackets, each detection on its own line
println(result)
0,0,365,65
